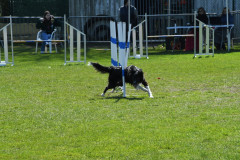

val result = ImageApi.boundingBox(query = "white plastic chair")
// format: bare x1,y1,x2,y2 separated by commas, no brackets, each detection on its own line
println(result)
35,29,57,53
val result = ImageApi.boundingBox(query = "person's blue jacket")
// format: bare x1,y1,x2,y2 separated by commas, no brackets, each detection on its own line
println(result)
221,14,234,25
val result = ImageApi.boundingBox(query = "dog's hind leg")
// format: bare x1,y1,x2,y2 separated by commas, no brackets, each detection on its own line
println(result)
136,85,148,92
111,88,115,93
101,86,109,96
101,84,116,96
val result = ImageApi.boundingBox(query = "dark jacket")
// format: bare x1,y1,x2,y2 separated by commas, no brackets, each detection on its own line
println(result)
221,14,234,25
36,18,61,34
119,5,138,27
197,14,208,24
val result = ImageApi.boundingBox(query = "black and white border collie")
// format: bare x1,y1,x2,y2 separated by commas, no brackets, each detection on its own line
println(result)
89,62,153,98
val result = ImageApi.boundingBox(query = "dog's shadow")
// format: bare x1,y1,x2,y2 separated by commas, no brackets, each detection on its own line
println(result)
105,96,144,102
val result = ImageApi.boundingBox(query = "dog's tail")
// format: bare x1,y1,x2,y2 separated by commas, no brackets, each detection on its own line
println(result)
89,62,111,74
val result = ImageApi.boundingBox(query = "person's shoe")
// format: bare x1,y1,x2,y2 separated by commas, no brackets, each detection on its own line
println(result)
41,51,44,54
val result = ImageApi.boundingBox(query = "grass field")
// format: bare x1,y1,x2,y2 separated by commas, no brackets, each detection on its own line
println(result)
1,45,240,159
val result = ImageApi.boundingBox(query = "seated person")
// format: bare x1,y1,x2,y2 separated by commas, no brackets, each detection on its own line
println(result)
197,7,208,24
36,11,61,53
214,7,234,50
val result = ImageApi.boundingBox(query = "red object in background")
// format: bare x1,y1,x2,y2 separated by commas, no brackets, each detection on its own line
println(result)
180,0,187,5
185,29,199,51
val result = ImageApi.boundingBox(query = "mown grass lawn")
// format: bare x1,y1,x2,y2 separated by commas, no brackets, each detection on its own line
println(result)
1,45,240,159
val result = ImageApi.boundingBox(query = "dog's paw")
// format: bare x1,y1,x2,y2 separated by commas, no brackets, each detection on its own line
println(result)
101,93,105,97
149,93,154,98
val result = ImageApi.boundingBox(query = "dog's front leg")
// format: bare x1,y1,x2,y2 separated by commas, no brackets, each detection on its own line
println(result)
141,79,154,98
145,86,154,98
136,85,153,98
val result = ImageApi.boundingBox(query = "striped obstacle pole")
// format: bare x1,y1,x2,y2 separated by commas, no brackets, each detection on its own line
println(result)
64,15,86,65
117,22,127,97
110,21,118,66
0,15,14,66
110,21,131,67
110,21,131,97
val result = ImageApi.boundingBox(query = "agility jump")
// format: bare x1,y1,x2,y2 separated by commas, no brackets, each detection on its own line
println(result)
0,15,14,66
10,15,86,65
194,11,214,58
64,15,86,65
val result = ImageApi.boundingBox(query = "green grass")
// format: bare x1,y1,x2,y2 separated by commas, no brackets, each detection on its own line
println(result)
1,45,240,159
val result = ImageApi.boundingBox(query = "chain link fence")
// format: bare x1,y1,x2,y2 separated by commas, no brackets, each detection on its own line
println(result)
1,0,240,48
194,0,240,38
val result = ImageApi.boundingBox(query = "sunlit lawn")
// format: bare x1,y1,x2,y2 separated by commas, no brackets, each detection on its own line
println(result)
1,45,240,159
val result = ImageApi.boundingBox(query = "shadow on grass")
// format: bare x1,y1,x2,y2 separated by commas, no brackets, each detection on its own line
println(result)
105,96,144,103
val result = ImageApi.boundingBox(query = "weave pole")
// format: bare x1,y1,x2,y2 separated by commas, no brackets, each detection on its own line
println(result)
118,22,127,97
110,21,131,97
64,14,86,65
125,24,132,67
110,21,118,66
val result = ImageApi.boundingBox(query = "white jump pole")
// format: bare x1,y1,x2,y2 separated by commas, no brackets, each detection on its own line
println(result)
132,28,137,57
64,14,67,64
206,26,209,55
10,15,14,66
139,23,143,57
199,21,203,55
77,31,81,61
125,24,132,67
3,27,8,63
70,26,74,62
226,0,230,52
145,13,148,58
194,11,197,57
128,0,130,32
84,34,86,64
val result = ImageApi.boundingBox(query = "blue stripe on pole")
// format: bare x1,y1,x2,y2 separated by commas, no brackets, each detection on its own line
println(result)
111,58,118,66
119,42,125,49
110,37,117,44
